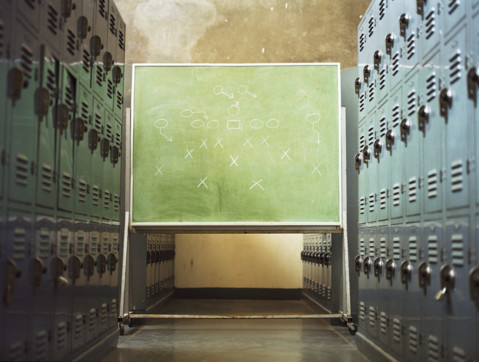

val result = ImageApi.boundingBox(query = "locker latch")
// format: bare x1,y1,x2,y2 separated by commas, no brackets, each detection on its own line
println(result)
103,52,113,73
439,88,453,123
417,105,430,135
35,87,50,118
355,77,362,96
373,258,384,278
363,65,371,85
73,117,86,143
354,255,363,274
385,33,395,57
90,35,103,58
399,13,410,39
112,66,123,85
55,104,70,132
385,259,396,281
77,16,89,41
467,67,479,107
32,258,47,289
469,267,479,301
373,50,382,71
52,257,69,288
100,138,110,159
363,256,372,275
89,129,99,151
418,262,431,290
385,130,395,153
400,118,411,145
354,153,362,172
374,139,383,160
362,146,371,166
68,256,82,285
62,0,73,18
416,0,426,18
8,67,24,105
97,254,107,276
5,260,21,304
435,264,455,301
400,260,413,287
108,254,118,273
84,255,95,281
110,146,120,165
324,252,332,267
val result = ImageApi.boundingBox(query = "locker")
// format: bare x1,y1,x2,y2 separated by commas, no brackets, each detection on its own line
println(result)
36,45,59,210
357,2,372,67
443,26,471,212
357,228,368,331
61,0,86,83
98,226,111,335
472,10,479,209
364,229,378,340
0,205,4,359
385,0,405,93
418,0,442,62
146,235,153,298
92,0,110,102
39,0,63,58
154,235,161,294
375,103,388,222
108,228,120,329
316,234,323,296
375,226,388,348
420,51,445,216
112,3,125,120
102,111,115,220
86,222,101,342
372,0,390,105
443,0,467,36
6,20,40,205
357,122,368,226
365,113,378,225
15,0,41,34
111,119,122,221
398,2,420,78
402,72,422,218
325,234,332,300
90,97,105,218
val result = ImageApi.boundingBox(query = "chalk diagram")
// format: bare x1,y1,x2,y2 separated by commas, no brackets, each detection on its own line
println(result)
238,85,257,98
181,108,209,129
153,119,173,142
214,85,234,99
306,112,321,144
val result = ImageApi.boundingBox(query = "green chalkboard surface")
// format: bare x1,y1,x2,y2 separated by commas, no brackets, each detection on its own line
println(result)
132,64,341,229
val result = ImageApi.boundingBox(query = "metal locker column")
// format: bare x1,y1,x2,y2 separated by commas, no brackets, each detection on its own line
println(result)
373,0,389,104
317,234,324,297
102,111,115,220
357,1,371,67
145,235,152,299
357,228,368,331
375,103,388,222
471,10,479,209
364,228,379,340
90,97,105,218
61,0,84,83
113,9,125,120
98,226,111,336
39,0,63,59
443,26,471,212
375,227,388,348
91,0,110,102
107,227,120,329
365,114,378,225
6,19,40,205
325,234,332,301
357,121,368,225
104,0,122,113
86,222,101,343
385,0,405,93
111,119,122,221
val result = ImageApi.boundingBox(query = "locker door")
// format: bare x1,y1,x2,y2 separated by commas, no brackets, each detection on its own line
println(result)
102,112,115,220
366,114,378,225
357,10,368,66
77,0,95,90
374,0,388,104
402,72,422,218
376,104,388,222
111,119,122,221
365,229,378,340
40,0,62,58
61,0,84,82
108,229,120,329
90,98,105,218
98,227,111,335
443,26,471,212
472,11,479,209
15,0,41,33
418,0,442,62
7,20,40,205
86,224,101,342
398,2,420,79
386,0,405,93
92,0,109,102
113,8,125,121
358,122,368,225
146,236,152,299
443,0,467,36
376,227,389,347
36,45,59,210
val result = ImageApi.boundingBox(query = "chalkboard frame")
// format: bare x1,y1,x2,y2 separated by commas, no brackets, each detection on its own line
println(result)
130,63,342,233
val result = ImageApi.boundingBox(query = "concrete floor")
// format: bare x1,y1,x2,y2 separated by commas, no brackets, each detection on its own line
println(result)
100,299,371,362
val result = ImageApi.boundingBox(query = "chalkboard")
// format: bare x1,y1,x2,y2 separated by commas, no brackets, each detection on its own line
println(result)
131,64,341,230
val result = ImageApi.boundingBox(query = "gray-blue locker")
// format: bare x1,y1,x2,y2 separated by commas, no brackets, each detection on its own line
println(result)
372,0,389,105
398,2,420,79
375,103,388,222
90,97,105,218
443,0,467,36
86,222,101,342
356,121,368,226
61,0,85,84
420,221,447,362
6,20,40,205
471,10,479,209
402,72,422,218
3,209,34,361
15,0,41,34
400,223,422,360
357,228,368,331
444,217,476,361
39,0,63,58
31,213,56,361
365,114,378,225
375,226,389,347
52,217,73,361
418,0,442,63
108,228,120,329
421,51,445,216
36,45,59,210
364,228,379,340
386,0,405,93
357,1,373,66
387,88,404,221
443,26,471,212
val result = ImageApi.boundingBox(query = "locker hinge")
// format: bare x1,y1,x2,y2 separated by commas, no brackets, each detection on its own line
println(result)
466,159,471,174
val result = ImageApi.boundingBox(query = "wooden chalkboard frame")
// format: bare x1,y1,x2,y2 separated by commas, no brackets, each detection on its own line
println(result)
130,63,342,233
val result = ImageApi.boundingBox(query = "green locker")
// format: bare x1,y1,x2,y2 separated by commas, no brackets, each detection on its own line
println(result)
102,111,115,220
111,118,122,221
61,0,85,83
77,0,96,89
90,97,105,218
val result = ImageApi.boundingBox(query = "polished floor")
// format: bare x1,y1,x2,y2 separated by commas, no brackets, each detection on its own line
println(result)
100,299,370,362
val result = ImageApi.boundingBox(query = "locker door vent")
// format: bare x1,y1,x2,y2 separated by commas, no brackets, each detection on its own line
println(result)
425,9,436,40
96,65,104,87
359,302,366,320
426,72,437,102
110,14,116,36
368,126,375,145
20,44,33,81
35,329,48,361
451,234,464,267
39,229,50,259
14,227,27,260
393,237,401,260
380,238,387,258
59,230,69,258
408,326,419,353
119,30,125,51
392,52,400,76
369,239,375,258
56,322,67,351
451,160,464,193
369,193,375,214
90,233,99,256
73,314,83,340
46,67,56,94
102,235,109,254
392,318,401,344
81,101,89,121
65,83,75,110
428,335,440,361
98,0,107,19
66,29,76,56
380,189,387,209
78,179,87,203
393,183,401,207
407,33,416,60
82,49,91,73
41,164,54,192
112,235,119,252
368,82,375,103
100,303,108,325
409,237,418,262
359,134,366,150
92,185,100,206
427,170,438,198
111,299,118,316
408,90,416,116
359,238,365,256
25,0,36,10
359,33,366,53
47,3,59,36
105,122,113,141
408,177,417,203
449,50,462,85
8,341,23,361
379,0,386,20
379,68,386,90
16,154,29,186
368,16,375,38
61,172,73,198
107,79,114,99
428,236,438,264
380,312,387,335
76,232,85,257
113,194,120,212
88,308,97,332
392,104,400,128
451,346,466,362
116,91,123,110
379,116,387,137
359,93,365,112
448,0,460,15
0,21,4,58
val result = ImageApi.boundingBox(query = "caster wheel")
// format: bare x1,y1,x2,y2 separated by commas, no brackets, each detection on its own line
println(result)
348,324,357,335
128,318,134,328
119,323,125,336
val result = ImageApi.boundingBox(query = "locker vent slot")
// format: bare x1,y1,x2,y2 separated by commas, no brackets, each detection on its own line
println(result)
427,170,438,198
368,126,375,145
39,229,50,259
74,314,83,340
41,164,53,192
92,185,100,206
451,160,463,193
66,29,76,56
359,134,365,150
88,308,97,331
359,302,366,321
46,67,56,93
59,230,69,258
110,14,116,35
102,235,109,254
82,49,91,73
47,3,59,35
106,123,113,141
408,90,416,116
448,0,460,14
426,72,437,102
393,237,401,260
13,227,27,260
428,236,438,264
78,179,87,203
368,193,375,214
408,177,417,203
56,322,67,351
451,347,466,362
112,235,119,252
359,93,365,113
369,239,375,258
409,237,418,262
392,52,400,76
116,91,123,110
8,342,23,361
359,33,365,53
35,330,48,361
368,16,374,38
379,68,386,90
113,194,120,212
107,79,114,99
111,299,118,316
449,50,462,85
94,112,102,131
62,172,72,198
115,131,121,146
380,238,386,258
392,318,401,344
368,82,374,103
100,303,108,325
90,233,99,256
81,101,89,121
0,21,4,58
76,232,85,257
428,335,440,361
368,306,375,327
379,116,387,137
65,83,75,110
380,312,387,335
98,0,107,19
408,326,419,353
380,189,387,209
20,44,33,81
359,238,365,256
96,66,104,87
393,183,401,207
392,104,400,128
425,9,436,40
451,234,464,267
407,33,416,60
379,0,386,20
16,154,29,186
25,0,36,9
119,30,125,50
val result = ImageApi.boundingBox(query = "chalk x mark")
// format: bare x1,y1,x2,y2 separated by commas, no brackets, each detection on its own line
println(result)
243,137,253,148
215,138,224,149
198,177,208,189
281,148,291,160
249,179,264,191
155,165,164,176
185,148,194,159
229,156,239,167
260,136,270,148
200,138,208,150
312,163,322,176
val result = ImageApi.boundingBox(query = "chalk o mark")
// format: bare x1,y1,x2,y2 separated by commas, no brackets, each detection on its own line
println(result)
238,86,257,98
207,120,220,129
191,119,205,129
154,119,168,129
250,119,263,130
307,112,321,124
228,101,240,116
214,85,234,99
181,109,208,119
266,118,280,129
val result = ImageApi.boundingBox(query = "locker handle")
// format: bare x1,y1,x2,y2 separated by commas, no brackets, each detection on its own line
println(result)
435,264,455,301
439,88,453,123
355,77,362,96
324,252,331,266
418,262,431,289
8,67,24,105
467,67,479,107
5,260,21,304
373,258,384,278
89,129,99,151
469,267,479,301
108,254,118,273
416,0,426,18
362,146,371,165
373,50,382,71
62,0,73,18
100,138,110,159
32,258,47,288
373,139,383,160
78,16,89,41
385,259,396,281
73,118,86,143
103,52,113,72
55,104,70,132
112,66,123,85
68,256,82,285
399,13,410,39
385,33,395,56
354,153,362,172
417,105,430,135
400,260,412,286
35,87,50,118
97,254,107,276
400,118,411,145
363,257,372,275
385,130,395,153
52,257,69,288
363,65,371,85
84,255,95,280
90,35,103,58
354,255,363,274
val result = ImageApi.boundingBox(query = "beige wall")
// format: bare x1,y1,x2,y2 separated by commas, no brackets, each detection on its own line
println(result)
118,0,370,288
